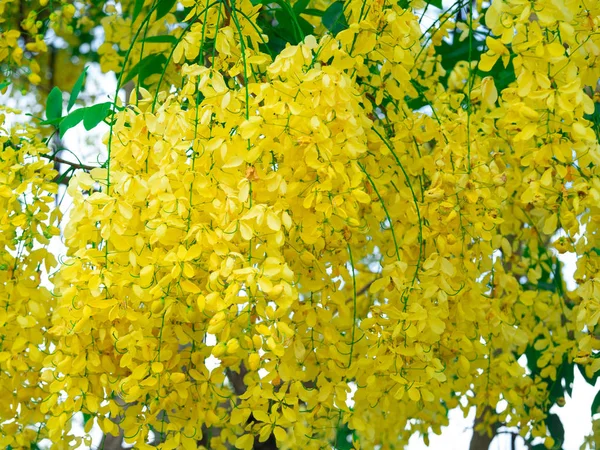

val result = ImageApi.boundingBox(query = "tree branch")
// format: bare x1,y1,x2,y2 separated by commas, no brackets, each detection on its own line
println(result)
43,153,98,171
469,406,501,450
344,279,375,307
226,363,248,396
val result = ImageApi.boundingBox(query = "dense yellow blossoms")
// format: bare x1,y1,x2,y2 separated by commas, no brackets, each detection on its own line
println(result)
1,0,600,448
0,111,61,447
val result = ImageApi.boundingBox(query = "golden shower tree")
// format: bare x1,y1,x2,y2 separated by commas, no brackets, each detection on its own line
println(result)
1,0,600,449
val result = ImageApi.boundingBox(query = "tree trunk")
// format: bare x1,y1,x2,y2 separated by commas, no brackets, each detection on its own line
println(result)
469,406,499,450
99,431,125,450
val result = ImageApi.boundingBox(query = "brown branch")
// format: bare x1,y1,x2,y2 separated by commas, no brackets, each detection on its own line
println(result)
52,173,72,187
100,430,126,450
344,279,375,306
225,363,248,395
221,0,232,26
469,406,501,450
197,366,248,448
225,364,278,449
43,153,98,171
357,279,374,297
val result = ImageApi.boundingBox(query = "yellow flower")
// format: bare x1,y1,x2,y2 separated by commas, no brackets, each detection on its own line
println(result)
479,37,511,71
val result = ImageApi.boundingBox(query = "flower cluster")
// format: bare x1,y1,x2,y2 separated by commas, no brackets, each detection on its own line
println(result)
0,110,61,448
1,0,600,448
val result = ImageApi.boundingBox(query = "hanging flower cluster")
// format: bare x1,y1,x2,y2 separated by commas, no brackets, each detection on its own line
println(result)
0,110,61,448
1,0,600,448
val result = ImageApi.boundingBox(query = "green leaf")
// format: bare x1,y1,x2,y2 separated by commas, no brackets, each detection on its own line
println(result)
523,344,543,378
142,35,177,44
274,7,305,43
546,413,565,446
83,102,112,131
293,0,310,13
578,363,600,386
0,79,10,91
59,108,85,138
480,56,516,93
584,102,600,122
322,2,348,34
123,54,167,84
156,0,177,21
275,8,295,34
549,357,572,403
38,118,63,126
46,87,63,123
592,390,600,416
549,364,566,403
68,67,88,112
334,423,354,450
297,16,314,36
563,362,574,398
272,0,308,42
436,38,484,73
424,0,443,8
132,0,145,22
302,8,324,16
